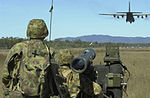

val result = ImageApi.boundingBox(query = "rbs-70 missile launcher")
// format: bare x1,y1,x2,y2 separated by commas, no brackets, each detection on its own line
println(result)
71,48,96,73
95,45,130,98
71,46,130,98
70,49,98,97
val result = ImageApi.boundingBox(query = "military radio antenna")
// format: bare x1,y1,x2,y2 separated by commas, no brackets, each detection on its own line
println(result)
49,0,53,41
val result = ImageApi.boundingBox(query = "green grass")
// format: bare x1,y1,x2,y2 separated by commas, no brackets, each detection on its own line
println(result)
0,48,150,98
0,50,7,98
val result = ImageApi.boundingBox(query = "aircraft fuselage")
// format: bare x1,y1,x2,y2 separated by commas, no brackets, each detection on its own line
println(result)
126,12,135,23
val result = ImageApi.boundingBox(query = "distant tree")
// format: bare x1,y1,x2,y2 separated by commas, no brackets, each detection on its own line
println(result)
1,37,150,49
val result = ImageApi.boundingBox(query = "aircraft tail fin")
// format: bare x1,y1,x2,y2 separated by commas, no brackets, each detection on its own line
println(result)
129,1,130,12
117,2,142,13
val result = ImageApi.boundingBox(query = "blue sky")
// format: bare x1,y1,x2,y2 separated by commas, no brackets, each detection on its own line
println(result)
0,0,150,40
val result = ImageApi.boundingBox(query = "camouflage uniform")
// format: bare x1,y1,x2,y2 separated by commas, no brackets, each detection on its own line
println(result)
2,19,102,98
59,66,103,98
56,50,103,98
54,49,79,97
2,19,70,98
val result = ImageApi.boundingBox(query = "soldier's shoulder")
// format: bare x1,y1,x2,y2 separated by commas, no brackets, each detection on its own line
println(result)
8,41,29,54
4,41,29,65
13,40,29,48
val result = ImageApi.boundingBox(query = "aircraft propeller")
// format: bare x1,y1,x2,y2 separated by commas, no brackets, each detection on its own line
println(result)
141,16,144,18
137,16,140,18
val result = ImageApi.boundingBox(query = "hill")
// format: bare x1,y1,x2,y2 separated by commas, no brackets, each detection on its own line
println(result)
57,35,150,43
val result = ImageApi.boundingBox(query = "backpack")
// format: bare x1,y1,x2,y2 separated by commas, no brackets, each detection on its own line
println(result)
10,40,54,97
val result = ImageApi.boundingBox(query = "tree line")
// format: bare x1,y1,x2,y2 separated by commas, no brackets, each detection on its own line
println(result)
0,37,150,49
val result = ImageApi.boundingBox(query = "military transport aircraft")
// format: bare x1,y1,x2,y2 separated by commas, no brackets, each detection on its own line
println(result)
99,2,150,23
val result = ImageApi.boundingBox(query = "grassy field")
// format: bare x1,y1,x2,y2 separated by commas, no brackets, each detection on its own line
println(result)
0,50,8,98
0,48,150,98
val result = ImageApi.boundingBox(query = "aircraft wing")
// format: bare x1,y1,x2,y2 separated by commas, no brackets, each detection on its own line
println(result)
133,14,150,16
133,14,150,18
99,14,126,18
99,14,117,15
99,14,126,16
117,12,142,13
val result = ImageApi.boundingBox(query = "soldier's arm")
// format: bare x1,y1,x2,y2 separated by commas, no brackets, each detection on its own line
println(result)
2,43,23,88
48,48,74,97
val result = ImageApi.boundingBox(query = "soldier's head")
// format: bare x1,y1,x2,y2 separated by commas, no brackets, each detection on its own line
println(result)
27,19,48,39
55,49,74,66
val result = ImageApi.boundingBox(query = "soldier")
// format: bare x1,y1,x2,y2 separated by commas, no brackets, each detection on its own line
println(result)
2,19,71,98
56,49,103,98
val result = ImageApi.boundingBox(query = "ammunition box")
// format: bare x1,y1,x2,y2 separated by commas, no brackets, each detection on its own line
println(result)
106,73,122,87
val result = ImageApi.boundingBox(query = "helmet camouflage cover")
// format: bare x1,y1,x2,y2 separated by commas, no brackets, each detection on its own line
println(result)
27,19,48,39
54,49,74,66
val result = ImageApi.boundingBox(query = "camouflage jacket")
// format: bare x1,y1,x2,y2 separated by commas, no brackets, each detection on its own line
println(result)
2,39,72,98
59,66,102,98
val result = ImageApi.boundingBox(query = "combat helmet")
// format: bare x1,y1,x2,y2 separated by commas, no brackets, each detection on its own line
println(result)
55,49,74,66
27,19,48,39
